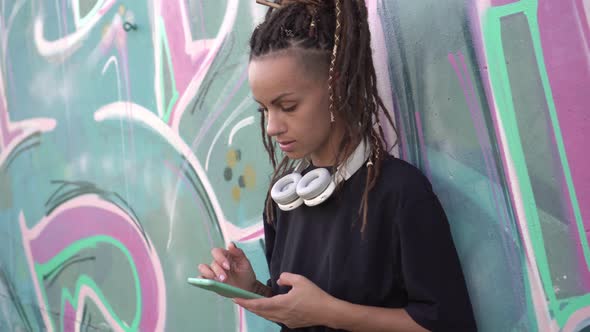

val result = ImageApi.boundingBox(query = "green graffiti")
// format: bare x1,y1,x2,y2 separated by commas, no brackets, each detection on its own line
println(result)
483,0,588,327
35,235,142,331
157,16,180,123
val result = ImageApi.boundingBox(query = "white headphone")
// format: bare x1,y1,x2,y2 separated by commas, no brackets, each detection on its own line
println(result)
270,139,371,211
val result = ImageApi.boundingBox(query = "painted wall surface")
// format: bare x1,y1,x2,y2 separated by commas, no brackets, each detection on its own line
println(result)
0,0,588,331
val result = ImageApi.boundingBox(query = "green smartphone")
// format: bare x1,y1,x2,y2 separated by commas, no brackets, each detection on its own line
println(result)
187,277,264,299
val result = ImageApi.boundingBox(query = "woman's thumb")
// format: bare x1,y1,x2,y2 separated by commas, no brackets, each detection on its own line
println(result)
277,272,298,286
228,241,245,257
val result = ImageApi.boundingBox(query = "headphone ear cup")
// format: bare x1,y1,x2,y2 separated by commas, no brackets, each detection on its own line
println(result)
296,168,334,206
271,173,304,211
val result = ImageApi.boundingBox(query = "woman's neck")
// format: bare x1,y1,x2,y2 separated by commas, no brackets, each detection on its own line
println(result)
310,128,361,168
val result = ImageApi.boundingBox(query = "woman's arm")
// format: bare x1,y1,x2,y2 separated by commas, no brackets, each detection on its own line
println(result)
322,297,428,332
234,272,429,331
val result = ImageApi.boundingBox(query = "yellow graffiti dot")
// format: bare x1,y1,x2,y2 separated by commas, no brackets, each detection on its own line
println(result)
226,149,238,168
243,165,256,189
232,186,241,201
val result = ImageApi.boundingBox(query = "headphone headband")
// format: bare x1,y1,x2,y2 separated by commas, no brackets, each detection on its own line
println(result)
334,139,370,183
292,138,370,178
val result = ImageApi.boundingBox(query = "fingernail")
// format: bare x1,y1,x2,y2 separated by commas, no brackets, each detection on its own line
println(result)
219,274,226,282
223,262,230,270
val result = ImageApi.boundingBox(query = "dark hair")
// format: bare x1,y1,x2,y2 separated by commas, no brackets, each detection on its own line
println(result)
250,0,397,232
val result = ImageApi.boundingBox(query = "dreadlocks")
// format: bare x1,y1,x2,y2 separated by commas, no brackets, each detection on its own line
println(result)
250,0,398,232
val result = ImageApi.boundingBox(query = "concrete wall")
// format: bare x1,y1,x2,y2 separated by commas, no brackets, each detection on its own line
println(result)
0,0,588,331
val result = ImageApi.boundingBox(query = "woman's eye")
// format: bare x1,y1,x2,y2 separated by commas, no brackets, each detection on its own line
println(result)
282,105,297,112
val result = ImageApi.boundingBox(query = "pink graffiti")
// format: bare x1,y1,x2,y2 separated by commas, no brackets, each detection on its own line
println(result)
153,0,238,131
0,75,56,166
538,0,590,272
20,195,166,332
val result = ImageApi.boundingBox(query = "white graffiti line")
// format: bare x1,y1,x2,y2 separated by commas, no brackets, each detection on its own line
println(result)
33,0,115,62
204,96,255,171
367,0,398,156
575,0,590,68
249,0,268,27
585,0,590,26
239,303,248,332
94,102,231,237
101,56,122,100
101,55,132,205
166,161,198,250
0,1,57,158
1,0,25,61
228,116,255,146
72,0,114,29
94,102,264,273
153,17,164,119
168,0,239,132
474,1,553,329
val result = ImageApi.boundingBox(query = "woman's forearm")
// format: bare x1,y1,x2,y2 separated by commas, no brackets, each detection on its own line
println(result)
321,297,429,332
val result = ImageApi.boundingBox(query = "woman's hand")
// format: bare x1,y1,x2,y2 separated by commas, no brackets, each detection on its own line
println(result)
233,272,334,329
198,242,257,293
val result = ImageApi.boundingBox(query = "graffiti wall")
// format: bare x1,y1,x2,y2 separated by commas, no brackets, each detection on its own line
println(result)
0,0,587,331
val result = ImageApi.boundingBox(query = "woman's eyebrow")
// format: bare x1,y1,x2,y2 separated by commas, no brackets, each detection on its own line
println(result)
271,92,295,104
253,92,296,106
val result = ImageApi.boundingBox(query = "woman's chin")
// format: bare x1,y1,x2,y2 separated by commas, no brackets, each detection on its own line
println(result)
284,151,305,160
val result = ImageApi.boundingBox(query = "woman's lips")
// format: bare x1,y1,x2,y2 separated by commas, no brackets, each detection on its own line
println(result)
278,140,296,152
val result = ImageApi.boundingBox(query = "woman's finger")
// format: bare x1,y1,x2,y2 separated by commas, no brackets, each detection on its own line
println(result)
210,261,228,282
211,248,232,271
228,241,246,259
197,264,216,280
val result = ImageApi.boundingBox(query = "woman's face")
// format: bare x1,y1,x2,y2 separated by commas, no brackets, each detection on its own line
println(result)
248,52,344,166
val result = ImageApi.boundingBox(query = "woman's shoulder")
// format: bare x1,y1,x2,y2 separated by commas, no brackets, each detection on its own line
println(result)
379,154,425,176
376,154,434,201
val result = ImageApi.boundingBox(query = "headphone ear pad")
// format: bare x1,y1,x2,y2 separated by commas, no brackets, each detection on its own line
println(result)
271,173,303,206
296,168,332,200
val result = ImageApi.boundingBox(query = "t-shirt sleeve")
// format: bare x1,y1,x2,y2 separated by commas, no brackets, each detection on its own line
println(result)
398,191,477,331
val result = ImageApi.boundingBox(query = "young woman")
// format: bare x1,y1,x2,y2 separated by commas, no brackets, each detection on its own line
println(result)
197,1,477,331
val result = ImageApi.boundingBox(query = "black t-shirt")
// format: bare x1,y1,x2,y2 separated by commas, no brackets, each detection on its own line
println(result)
263,155,477,331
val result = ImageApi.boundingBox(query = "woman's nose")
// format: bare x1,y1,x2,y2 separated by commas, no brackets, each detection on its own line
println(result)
265,110,285,137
